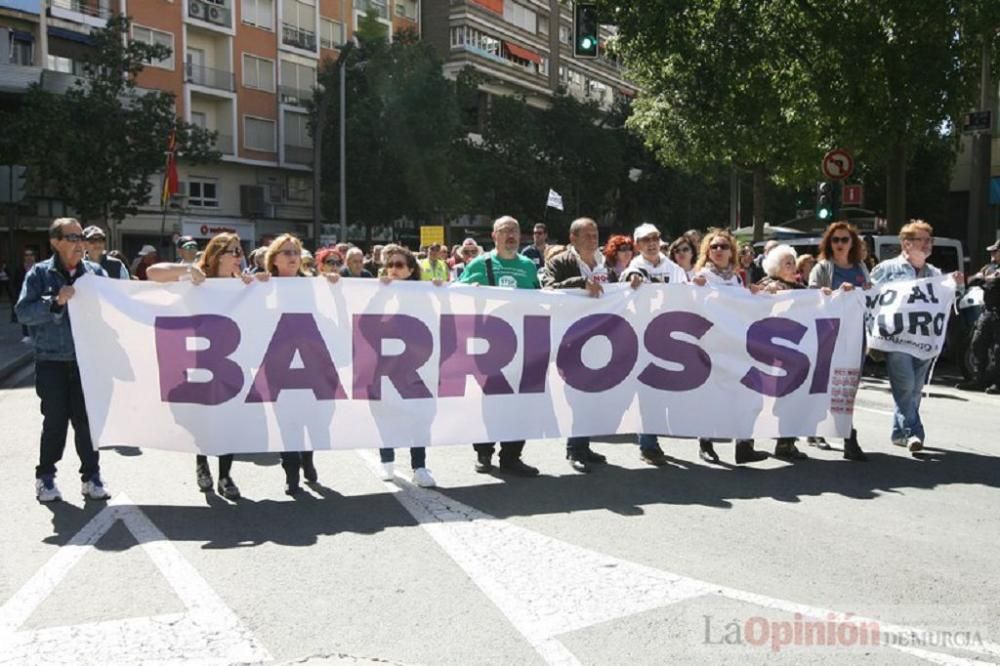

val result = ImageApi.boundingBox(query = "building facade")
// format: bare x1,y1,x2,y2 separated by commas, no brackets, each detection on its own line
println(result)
0,0,420,262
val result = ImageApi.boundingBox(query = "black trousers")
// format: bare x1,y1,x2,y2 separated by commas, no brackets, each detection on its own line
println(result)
35,360,100,482
196,454,234,478
969,309,1000,384
473,441,525,462
280,451,314,481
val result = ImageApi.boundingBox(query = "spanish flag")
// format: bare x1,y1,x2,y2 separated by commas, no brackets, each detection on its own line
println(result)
161,128,179,208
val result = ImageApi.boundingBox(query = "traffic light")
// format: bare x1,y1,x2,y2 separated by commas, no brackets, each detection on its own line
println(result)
574,3,599,58
815,181,833,221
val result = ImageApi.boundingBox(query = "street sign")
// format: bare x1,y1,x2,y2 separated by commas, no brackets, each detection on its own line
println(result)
420,225,445,247
963,110,992,134
842,184,863,207
821,149,854,181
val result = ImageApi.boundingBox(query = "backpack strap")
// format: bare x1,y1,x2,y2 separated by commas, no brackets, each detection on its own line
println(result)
485,256,497,286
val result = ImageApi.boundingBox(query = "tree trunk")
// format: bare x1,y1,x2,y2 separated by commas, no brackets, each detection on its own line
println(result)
885,141,906,234
751,166,766,242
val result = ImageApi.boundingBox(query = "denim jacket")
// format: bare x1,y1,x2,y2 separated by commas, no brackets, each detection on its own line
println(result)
870,254,941,287
15,256,106,361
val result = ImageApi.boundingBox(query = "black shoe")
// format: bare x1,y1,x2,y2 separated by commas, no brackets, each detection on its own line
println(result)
774,440,808,460
566,455,591,473
474,453,493,474
196,463,213,492
217,477,241,500
698,441,720,463
302,459,318,484
986,384,1000,395
284,483,301,496
735,440,768,464
498,458,539,477
843,430,868,462
640,448,668,467
584,450,607,464
956,380,984,391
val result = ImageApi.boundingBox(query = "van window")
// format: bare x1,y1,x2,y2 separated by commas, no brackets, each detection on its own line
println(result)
873,240,959,273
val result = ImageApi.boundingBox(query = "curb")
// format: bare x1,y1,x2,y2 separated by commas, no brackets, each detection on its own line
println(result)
0,349,33,385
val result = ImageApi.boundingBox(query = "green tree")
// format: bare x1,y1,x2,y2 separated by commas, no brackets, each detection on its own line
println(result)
5,15,217,229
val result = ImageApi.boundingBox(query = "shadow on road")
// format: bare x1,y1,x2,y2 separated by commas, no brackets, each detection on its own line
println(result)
37,442,1000,551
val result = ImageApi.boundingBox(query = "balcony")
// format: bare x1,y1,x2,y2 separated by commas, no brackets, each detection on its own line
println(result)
50,0,112,19
279,85,312,106
282,25,317,51
284,145,313,165
188,0,233,29
185,63,235,92
213,133,234,155
353,0,388,20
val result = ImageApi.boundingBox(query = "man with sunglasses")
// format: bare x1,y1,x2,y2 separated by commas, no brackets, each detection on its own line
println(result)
521,222,549,270
16,218,111,502
83,226,130,280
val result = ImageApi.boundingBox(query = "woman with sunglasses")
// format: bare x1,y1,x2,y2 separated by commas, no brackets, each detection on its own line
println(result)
315,248,343,276
376,244,440,487
667,237,697,280
692,229,768,464
265,234,340,494
602,235,634,276
807,222,870,461
147,233,268,499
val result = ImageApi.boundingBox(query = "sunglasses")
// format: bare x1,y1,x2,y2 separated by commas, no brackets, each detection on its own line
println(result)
640,235,661,242
709,243,731,251
830,236,852,244
674,246,692,253
278,249,300,258
61,233,85,243
618,246,634,252
323,258,341,266
385,260,409,270
221,247,243,257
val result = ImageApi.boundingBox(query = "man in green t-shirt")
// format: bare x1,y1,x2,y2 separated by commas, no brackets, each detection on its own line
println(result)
459,216,540,476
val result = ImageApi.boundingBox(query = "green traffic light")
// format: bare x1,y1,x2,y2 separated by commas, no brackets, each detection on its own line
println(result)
580,37,595,50
818,209,831,220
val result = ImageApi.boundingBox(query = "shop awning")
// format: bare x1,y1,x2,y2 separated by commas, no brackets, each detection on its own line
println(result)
505,42,540,64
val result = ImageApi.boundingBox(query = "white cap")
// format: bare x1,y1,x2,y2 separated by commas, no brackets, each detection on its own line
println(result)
137,244,158,256
633,223,660,241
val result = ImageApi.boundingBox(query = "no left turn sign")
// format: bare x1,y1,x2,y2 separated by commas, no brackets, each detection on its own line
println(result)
822,149,854,181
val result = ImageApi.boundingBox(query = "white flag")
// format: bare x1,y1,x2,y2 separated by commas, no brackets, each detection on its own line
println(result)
546,188,564,211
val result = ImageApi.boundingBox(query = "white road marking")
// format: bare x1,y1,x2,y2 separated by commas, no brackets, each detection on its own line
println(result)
856,406,895,416
0,493,270,665
359,452,1000,665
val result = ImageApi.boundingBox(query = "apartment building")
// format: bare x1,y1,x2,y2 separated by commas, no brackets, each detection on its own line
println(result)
0,0,420,260
422,0,637,116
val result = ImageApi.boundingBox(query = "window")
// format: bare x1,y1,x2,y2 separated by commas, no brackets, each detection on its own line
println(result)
242,0,274,30
190,111,207,128
285,112,310,147
283,0,316,31
320,18,344,49
188,179,219,208
559,24,570,45
9,33,33,65
242,54,275,91
537,16,548,36
538,57,548,76
287,175,311,201
244,116,277,152
132,25,174,69
280,59,316,101
503,2,535,33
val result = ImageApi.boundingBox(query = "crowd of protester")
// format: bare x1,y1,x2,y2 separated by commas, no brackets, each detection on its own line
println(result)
12,214,970,503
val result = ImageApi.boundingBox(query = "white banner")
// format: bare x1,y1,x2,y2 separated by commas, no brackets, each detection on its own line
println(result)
865,276,957,360
69,276,866,455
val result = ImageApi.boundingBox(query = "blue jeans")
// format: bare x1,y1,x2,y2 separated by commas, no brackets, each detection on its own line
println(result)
637,434,660,452
884,352,933,441
380,447,426,469
35,361,100,481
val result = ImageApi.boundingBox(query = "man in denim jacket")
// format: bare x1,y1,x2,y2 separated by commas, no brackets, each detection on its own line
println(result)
15,218,111,502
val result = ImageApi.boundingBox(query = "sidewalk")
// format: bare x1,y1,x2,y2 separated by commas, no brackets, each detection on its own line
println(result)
0,314,33,384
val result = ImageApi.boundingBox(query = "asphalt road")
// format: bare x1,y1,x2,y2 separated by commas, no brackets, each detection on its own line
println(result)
1,364,999,665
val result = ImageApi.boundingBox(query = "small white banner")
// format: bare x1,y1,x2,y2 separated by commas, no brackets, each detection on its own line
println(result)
546,188,564,211
69,277,866,455
865,276,957,360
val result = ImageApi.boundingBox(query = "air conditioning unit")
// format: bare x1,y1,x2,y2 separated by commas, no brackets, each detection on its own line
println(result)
189,0,205,19
240,185,266,217
206,5,230,26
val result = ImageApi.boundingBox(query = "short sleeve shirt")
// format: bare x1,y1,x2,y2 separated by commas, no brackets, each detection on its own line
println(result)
460,251,540,289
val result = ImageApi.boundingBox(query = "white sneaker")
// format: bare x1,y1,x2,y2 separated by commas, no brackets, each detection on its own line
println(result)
412,467,436,488
379,462,394,481
20,336,32,344
891,437,907,448
81,477,110,500
35,476,61,502
907,436,923,452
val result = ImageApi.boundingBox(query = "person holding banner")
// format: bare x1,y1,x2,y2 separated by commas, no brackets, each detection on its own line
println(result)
692,229,768,465
266,234,340,493
620,223,689,467
147,233,270,498
870,221,962,453
461,216,541,477
16,218,111,502
375,244,440,488
808,221,869,461
668,237,697,280
602,234,635,276
543,217,614,473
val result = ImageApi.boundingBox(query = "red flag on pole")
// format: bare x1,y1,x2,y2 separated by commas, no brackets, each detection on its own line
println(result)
161,129,178,208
